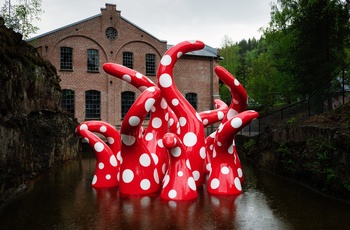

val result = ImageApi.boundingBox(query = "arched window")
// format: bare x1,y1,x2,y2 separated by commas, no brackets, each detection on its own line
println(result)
121,91,135,119
85,90,100,119
123,52,133,69
60,47,73,70
87,49,99,72
61,89,75,115
185,92,198,110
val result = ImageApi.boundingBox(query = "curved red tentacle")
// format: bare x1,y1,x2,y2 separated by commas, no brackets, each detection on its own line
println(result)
103,63,156,91
199,99,229,127
207,110,259,195
77,129,119,188
119,87,162,195
215,66,248,123
76,121,121,157
160,133,198,201
157,40,207,187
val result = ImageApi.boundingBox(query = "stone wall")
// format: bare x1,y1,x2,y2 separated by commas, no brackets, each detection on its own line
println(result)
237,118,350,200
0,20,80,204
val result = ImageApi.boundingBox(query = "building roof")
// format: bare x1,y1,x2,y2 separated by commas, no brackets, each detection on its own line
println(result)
167,44,220,58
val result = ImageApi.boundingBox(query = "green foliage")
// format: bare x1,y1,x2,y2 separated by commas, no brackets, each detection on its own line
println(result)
1,0,43,39
286,117,296,125
243,139,256,149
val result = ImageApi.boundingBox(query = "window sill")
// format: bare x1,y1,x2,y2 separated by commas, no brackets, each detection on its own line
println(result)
59,69,73,72
84,118,101,121
87,70,100,73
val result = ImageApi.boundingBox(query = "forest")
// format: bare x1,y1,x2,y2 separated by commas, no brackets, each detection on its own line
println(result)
219,0,350,113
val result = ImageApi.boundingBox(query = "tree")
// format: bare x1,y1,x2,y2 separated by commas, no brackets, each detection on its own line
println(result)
1,0,43,39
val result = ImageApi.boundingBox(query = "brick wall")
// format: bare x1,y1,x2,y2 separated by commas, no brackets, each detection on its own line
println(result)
28,4,220,127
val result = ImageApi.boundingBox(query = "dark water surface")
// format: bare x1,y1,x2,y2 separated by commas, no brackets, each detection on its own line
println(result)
1,154,350,230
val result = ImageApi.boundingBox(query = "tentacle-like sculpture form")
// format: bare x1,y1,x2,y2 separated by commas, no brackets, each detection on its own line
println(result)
103,63,170,181
200,99,229,173
157,40,207,187
119,86,162,195
210,66,250,184
207,110,259,195
76,129,119,188
76,121,121,187
160,133,197,201
200,99,229,128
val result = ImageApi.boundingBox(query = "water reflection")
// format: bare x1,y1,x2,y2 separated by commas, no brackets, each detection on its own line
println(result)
1,154,350,229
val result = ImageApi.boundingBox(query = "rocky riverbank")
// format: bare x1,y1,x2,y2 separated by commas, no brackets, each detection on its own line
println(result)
237,102,350,200
0,19,80,204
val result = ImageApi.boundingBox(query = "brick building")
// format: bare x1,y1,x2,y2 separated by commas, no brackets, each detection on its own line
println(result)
28,4,220,127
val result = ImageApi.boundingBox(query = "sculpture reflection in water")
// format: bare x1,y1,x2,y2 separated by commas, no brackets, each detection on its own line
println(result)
76,40,259,201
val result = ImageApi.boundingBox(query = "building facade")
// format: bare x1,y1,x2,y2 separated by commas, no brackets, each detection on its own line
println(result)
28,4,220,127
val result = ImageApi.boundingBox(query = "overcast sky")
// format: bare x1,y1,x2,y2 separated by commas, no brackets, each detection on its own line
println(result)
2,0,276,48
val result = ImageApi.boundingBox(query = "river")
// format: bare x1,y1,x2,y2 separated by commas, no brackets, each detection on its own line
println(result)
1,153,350,230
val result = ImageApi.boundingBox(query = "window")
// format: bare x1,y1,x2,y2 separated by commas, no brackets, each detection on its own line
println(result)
185,92,198,110
85,90,100,119
60,47,73,70
145,53,156,76
61,89,75,115
123,52,133,69
105,27,118,40
121,91,135,119
87,49,99,72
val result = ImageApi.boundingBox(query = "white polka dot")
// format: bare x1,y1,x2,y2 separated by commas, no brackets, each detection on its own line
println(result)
100,126,107,132
227,109,238,120
98,162,104,169
203,119,209,125
143,133,152,141
218,111,224,120
106,174,111,180
234,78,240,86
186,159,192,170
177,171,184,177
168,189,177,199
122,169,134,183
107,137,115,144
172,98,179,106
157,139,164,148
200,147,206,159
162,163,167,174
188,177,196,191
80,124,88,130
161,55,172,66
151,153,159,165
136,72,143,79
169,118,174,126
122,74,131,82
152,117,162,129
129,116,140,126
161,98,168,109
217,141,222,146
171,147,181,157
140,153,151,167
231,117,243,128
206,163,212,172
84,137,89,143
192,170,200,181
159,73,172,88
140,179,151,190
237,168,243,178
233,99,239,104
183,132,197,147
145,98,156,112
92,175,97,185
221,166,230,174
163,175,170,188
196,113,202,122
234,177,242,191
121,134,136,146
139,86,147,92
177,52,183,58
210,178,220,189
179,117,187,127
154,169,159,184
94,142,104,152
228,145,234,154
110,155,118,167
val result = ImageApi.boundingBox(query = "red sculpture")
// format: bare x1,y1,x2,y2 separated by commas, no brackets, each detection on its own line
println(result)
76,40,258,200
